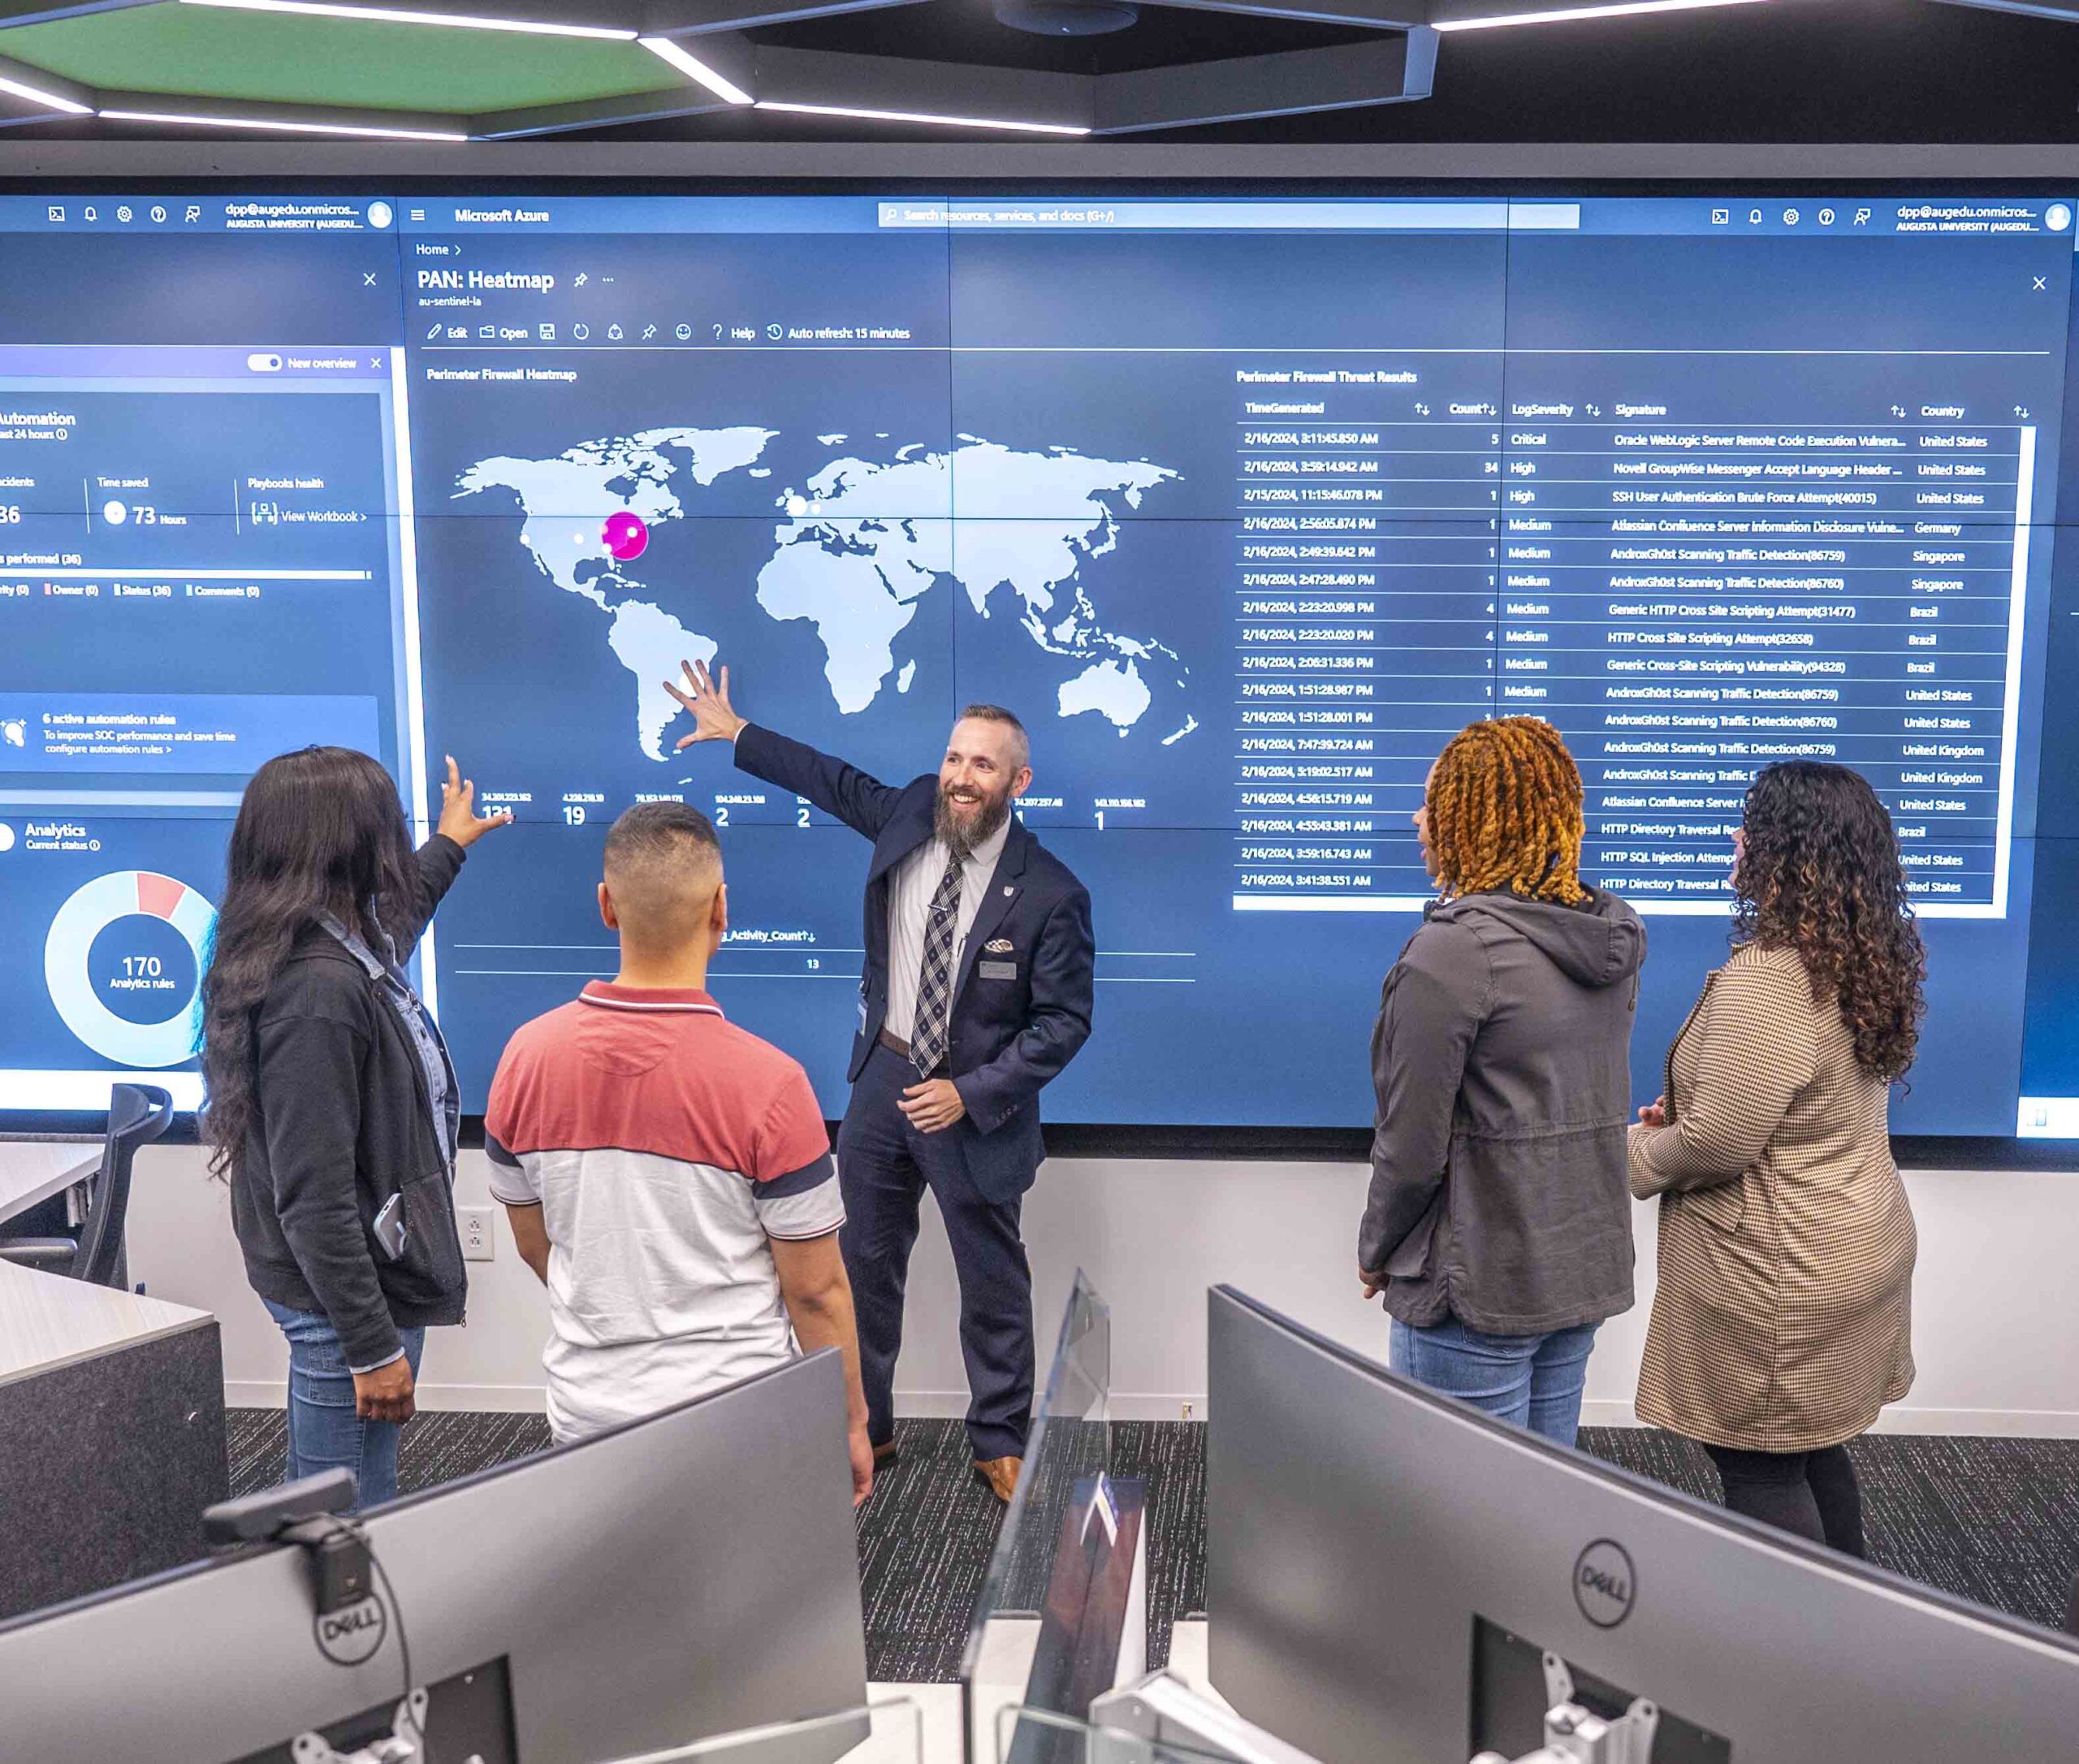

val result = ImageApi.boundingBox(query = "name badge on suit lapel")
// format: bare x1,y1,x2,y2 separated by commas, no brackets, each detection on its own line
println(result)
979,936,1016,980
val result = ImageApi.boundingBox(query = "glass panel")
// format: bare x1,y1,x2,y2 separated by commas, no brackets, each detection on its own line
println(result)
960,1269,1113,1764
991,1701,1249,1764
595,1699,901,1764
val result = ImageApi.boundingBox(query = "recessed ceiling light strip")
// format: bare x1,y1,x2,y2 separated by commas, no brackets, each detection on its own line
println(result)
753,99,1088,136
179,0,637,40
97,106,470,140
1433,0,1765,28
0,73,93,115
638,36,753,106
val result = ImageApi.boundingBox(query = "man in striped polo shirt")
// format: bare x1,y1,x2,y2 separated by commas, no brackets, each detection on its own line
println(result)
484,801,873,1504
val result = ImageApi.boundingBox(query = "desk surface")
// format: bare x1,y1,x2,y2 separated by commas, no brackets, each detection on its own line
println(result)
0,1141,101,1228
0,1259,211,1384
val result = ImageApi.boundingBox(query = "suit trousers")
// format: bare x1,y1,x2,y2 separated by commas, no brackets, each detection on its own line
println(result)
836,1041,1035,1462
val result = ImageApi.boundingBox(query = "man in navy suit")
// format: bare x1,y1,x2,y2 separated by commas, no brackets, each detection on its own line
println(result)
668,659,1095,1503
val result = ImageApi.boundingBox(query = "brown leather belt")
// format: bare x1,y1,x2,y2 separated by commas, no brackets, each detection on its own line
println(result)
877,1025,947,1076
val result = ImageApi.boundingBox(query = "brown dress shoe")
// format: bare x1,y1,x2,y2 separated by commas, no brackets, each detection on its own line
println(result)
972,1455,1022,1504
872,1439,900,1467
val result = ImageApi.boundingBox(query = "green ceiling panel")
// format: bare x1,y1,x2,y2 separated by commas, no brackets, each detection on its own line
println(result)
0,5,687,115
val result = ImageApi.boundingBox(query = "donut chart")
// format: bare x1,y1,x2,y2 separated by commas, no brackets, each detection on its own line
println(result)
45,871,217,1067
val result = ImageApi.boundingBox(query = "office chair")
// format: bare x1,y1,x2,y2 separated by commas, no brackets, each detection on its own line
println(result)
0,1084,174,1287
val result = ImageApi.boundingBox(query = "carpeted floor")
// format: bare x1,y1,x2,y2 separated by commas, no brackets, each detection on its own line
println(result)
225,1411,2078,1682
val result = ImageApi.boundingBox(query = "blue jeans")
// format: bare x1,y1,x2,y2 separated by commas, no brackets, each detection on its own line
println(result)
264,1300,426,1511
1390,1315,1600,1447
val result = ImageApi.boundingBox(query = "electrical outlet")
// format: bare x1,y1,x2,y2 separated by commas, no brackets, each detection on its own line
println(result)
457,1206,495,1262
1181,1401,1195,1422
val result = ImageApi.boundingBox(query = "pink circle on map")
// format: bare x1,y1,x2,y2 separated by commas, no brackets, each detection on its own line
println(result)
602,511,649,562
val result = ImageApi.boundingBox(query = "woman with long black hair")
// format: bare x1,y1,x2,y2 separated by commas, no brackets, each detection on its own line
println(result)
1631,760,1925,1555
203,746,509,1510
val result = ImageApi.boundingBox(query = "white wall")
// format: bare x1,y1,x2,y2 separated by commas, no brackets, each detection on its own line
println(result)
54,1143,2079,1436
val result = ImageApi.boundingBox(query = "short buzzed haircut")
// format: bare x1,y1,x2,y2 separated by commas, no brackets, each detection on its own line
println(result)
603,801,722,946
958,703,1030,770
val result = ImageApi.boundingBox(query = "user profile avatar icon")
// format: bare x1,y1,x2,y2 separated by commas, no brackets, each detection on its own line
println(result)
2047,204,2073,234
0,823,15,854
366,201,395,230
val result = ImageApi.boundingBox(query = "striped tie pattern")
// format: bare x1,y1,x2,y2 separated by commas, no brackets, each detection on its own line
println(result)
911,850,964,1074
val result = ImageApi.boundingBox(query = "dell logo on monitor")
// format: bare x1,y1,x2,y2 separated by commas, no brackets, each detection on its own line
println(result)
1573,1539,1637,1628
313,1592,389,1667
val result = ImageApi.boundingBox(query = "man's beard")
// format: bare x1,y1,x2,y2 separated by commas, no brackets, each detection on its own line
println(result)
936,782,1011,861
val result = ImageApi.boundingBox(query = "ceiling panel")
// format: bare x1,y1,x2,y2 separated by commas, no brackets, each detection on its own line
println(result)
0,5,685,113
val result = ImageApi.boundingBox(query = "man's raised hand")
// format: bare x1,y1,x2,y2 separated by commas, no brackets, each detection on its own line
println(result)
664,659,748,749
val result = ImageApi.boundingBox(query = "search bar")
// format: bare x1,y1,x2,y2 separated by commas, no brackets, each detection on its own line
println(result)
879,201,1554,231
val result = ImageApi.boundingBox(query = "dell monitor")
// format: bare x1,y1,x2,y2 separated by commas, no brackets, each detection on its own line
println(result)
0,1348,870,1764
1206,1285,2079,1764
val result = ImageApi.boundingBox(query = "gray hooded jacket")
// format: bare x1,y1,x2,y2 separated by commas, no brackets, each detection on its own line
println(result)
1360,886,1646,1335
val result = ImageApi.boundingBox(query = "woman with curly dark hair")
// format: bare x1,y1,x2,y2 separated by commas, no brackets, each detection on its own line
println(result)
1630,761,1924,1554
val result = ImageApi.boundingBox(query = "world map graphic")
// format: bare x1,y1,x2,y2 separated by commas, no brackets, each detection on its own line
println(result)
455,426,1200,763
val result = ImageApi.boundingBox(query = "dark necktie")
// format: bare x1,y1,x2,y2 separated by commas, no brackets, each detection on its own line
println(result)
911,849,964,1075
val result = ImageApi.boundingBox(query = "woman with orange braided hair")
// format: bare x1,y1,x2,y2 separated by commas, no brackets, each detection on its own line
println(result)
1359,717,1645,1446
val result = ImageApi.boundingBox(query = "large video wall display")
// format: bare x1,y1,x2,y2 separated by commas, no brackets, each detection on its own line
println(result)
5,185,2079,1137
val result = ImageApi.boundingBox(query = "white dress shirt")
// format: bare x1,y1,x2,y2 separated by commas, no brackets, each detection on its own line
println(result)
886,815,1012,1047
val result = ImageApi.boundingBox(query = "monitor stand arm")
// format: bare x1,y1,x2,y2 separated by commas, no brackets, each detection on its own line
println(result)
288,1687,434,1764
1469,1651,1660,1764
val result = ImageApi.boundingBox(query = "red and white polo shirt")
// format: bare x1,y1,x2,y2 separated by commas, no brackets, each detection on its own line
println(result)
484,981,841,1444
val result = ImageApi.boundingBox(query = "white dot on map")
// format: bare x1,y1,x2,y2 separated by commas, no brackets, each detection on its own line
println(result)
785,496,809,517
